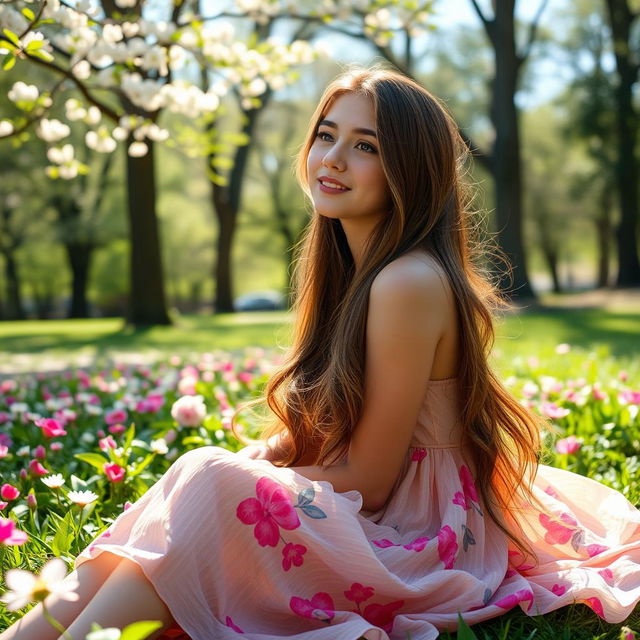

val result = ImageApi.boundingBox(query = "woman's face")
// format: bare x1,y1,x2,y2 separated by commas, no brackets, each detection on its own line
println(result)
306,92,391,226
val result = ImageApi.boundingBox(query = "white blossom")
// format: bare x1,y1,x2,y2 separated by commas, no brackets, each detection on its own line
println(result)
128,141,148,157
37,119,70,143
0,120,14,136
72,60,91,80
141,45,168,76
67,490,99,506
114,0,137,8
47,144,74,165
86,127,117,153
150,438,168,455
8,82,39,104
85,106,101,125
41,474,65,489
65,98,87,121
102,23,124,44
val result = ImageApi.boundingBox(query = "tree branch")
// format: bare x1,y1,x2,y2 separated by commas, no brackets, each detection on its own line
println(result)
469,0,492,32
519,0,549,63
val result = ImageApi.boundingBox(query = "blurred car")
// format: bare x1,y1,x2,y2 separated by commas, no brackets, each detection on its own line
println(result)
234,290,286,311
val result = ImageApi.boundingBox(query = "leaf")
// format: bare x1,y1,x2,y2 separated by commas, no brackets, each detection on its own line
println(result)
21,7,35,20
462,524,476,552
28,49,54,62
75,452,108,471
121,621,163,640
123,422,136,451
70,474,89,491
300,504,326,519
571,528,585,553
456,612,479,639
297,487,315,506
2,55,16,71
2,28,20,46
51,510,75,556
127,453,155,478
26,39,44,51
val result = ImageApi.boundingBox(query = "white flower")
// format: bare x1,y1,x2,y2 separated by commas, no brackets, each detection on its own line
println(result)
81,432,95,444
121,21,140,38
72,60,91,80
41,474,65,489
16,446,30,457
127,141,148,157
47,144,74,164
112,126,128,141
150,439,168,455
9,403,28,414
114,0,137,8
86,128,117,153
8,81,39,103
67,490,99,507
84,106,101,125
65,98,86,121
0,120,14,136
141,45,168,76
36,119,70,143
0,558,79,611
102,23,123,44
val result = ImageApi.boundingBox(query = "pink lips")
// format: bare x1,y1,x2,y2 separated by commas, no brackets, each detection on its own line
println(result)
317,176,350,193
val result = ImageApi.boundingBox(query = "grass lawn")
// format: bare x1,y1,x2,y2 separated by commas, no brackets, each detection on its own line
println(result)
0,298,638,374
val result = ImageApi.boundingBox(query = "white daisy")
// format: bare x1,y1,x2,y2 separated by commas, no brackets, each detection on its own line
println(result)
41,474,65,489
0,558,79,610
67,490,99,507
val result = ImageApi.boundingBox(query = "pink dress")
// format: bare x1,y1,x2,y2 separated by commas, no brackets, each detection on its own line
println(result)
75,377,640,639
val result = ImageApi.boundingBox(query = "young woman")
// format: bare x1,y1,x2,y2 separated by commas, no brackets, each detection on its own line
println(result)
2,65,640,640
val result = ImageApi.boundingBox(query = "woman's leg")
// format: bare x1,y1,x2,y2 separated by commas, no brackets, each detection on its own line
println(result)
0,551,124,640
59,556,176,640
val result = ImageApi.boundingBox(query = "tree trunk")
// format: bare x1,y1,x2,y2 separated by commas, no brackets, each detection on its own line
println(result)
605,0,640,286
65,242,93,318
491,1,535,299
125,139,171,325
4,251,25,320
595,186,612,287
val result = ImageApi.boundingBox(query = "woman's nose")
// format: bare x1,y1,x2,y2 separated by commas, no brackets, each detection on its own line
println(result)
321,146,345,171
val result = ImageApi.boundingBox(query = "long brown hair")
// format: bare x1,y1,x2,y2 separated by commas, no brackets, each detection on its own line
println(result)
234,64,546,559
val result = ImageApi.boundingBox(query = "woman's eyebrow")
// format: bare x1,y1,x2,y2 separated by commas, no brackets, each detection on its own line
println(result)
318,119,377,138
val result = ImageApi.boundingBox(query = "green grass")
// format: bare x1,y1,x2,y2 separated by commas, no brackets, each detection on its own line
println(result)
1,302,639,373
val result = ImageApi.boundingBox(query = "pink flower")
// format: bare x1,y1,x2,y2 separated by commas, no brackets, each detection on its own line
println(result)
238,371,253,384
361,600,404,633
411,447,427,462
619,390,640,405
551,583,566,596
103,463,125,483
1,484,20,501
452,491,468,509
437,525,458,569
105,409,128,425
50,442,63,452
555,436,581,455
592,387,607,401
170,395,206,427
282,542,307,571
108,423,126,434
0,445,8,459
459,465,479,503
587,543,608,557
225,616,244,633
598,568,615,585
236,477,300,547
541,403,570,420
136,394,164,414
290,592,335,623
99,436,117,451
344,583,375,604
494,588,534,611
403,536,430,552
178,376,198,396
33,445,46,460
27,493,37,510
583,596,604,618
0,502,7,510
0,518,28,545
538,512,578,545
34,417,67,438
29,460,49,476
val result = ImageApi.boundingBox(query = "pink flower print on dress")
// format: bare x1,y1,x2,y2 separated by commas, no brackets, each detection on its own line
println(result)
583,596,605,618
538,512,578,545
403,536,430,552
236,477,300,547
225,616,244,633
586,543,609,557
545,485,560,498
290,592,335,623
372,539,400,549
455,465,483,515
437,525,458,569
551,583,566,596
344,583,375,604
598,568,615,585
493,588,534,611
361,600,404,633
282,542,307,571
411,447,427,462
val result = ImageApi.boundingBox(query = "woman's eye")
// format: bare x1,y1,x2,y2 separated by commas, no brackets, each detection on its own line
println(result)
357,141,376,153
316,131,332,141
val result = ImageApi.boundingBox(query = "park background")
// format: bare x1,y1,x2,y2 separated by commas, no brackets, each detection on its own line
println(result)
0,0,639,639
